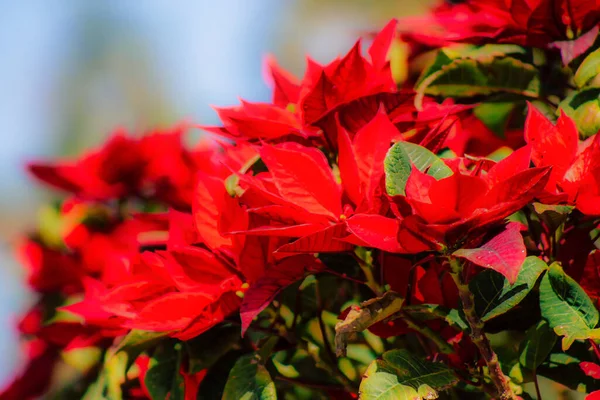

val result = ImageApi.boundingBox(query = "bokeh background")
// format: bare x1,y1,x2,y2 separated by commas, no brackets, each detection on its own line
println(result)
0,1,582,399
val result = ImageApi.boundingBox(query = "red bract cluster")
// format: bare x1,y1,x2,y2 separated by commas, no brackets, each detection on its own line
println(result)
5,1,600,399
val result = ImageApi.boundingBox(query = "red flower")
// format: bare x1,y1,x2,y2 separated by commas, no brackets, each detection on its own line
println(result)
525,105,600,215
396,145,550,250
401,0,600,49
64,246,244,340
28,126,253,209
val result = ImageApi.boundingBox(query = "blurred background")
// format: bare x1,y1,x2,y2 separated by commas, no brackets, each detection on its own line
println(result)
0,1,582,399
0,0,432,386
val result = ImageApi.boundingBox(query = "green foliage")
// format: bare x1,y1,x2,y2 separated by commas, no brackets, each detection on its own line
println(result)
384,142,452,196
559,88,600,137
359,349,457,400
519,320,557,370
539,263,600,350
145,343,185,400
473,101,517,137
415,45,539,108
222,353,277,400
470,256,548,321
575,47,600,88
185,324,241,374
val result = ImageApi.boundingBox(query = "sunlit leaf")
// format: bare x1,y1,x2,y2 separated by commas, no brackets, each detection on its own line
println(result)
359,349,457,400
384,142,452,196
539,263,599,350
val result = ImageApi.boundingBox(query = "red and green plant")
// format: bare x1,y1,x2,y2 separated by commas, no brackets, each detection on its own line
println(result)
5,1,600,399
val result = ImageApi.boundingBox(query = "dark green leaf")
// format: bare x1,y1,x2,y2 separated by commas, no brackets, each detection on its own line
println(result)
532,203,574,231
470,256,548,321
145,343,184,400
538,343,600,392
539,263,599,350
222,353,277,400
419,44,526,84
359,349,458,400
519,320,557,370
185,324,240,374
384,142,453,196
416,56,539,107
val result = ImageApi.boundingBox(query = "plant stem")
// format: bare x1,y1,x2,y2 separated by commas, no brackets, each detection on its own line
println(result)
448,258,517,400
533,371,543,400
590,339,600,361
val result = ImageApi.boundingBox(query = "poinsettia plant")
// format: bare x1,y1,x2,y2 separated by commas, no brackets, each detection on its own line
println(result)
6,1,600,399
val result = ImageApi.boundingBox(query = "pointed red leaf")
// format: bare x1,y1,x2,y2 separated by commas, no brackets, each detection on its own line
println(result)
485,145,532,186
352,108,399,208
525,105,578,189
332,41,368,92
263,54,300,107
233,223,324,238
259,143,341,219
337,120,361,206
369,19,398,70
240,255,322,335
300,71,337,124
193,173,246,253
276,223,354,254
453,223,526,284
345,214,404,253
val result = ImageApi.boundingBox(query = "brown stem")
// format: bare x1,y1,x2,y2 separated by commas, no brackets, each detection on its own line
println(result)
448,258,517,400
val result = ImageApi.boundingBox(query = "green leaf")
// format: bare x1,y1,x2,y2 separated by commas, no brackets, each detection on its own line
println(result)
532,203,574,231
222,353,277,400
114,329,167,368
470,256,548,321
415,56,539,108
359,349,458,400
384,142,453,196
519,320,557,370
185,324,240,374
418,44,526,84
145,343,185,400
559,88,600,137
574,47,600,88
539,263,599,350
473,101,516,137
538,343,600,392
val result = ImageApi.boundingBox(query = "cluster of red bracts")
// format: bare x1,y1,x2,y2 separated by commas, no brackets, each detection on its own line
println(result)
5,2,600,399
